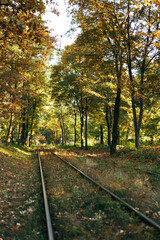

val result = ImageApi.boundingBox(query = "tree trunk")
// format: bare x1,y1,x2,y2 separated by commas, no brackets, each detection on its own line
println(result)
135,129,140,148
134,7,152,148
80,111,84,149
6,111,14,145
25,115,29,145
6,83,17,145
29,99,36,147
18,122,21,145
126,1,145,149
126,129,129,144
61,126,64,145
106,105,112,146
60,121,64,145
29,125,33,147
74,112,77,147
127,2,139,148
85,105,88,150
11,126,15,144
150,136,154,145
29,131,32,147
135,68,144,148
110,86,121,155
20,108,26,145
110,47,122,155
79,93,84,149
100,125,104,145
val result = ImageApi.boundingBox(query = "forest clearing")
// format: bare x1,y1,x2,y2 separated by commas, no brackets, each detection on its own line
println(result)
0,0,160,239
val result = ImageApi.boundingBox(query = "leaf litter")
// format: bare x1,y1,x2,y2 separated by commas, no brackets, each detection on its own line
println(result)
0,145,47,240
40,150,160,239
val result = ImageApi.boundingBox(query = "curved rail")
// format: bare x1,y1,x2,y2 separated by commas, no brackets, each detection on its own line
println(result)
50,151,160,232
37,149,55,240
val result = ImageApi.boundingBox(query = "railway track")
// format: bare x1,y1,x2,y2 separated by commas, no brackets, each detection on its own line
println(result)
57,149,160,194
37,149,55,240
37,148,160,239
70,150,160,177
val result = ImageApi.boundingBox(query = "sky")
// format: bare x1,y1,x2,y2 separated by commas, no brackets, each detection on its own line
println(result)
42,0,77,50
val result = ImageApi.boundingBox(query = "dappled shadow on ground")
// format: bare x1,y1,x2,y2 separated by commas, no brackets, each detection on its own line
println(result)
40,149,159,239
0,145,47,240
55,146,160,225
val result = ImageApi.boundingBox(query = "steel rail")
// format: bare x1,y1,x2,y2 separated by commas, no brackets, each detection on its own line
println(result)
86,154,160,177
52,150,160,177
49,151,160,232
37,149,55,240
146,170,160,176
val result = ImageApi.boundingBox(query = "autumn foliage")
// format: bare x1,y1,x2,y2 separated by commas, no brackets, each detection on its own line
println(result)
50,0,160,153
0,0,55,145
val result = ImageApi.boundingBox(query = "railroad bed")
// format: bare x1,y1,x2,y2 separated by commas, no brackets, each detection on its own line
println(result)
54,148,160,216
38,149,160,240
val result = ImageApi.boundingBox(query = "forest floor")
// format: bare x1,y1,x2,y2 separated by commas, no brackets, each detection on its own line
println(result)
54,146,160,225
0,144,160,239
0,144,47,240
40,145,160,240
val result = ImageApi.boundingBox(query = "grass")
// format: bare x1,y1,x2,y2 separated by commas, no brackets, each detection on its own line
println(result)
0,144,47,240
55,146,160,225
1,144,159,239
40,150,159,239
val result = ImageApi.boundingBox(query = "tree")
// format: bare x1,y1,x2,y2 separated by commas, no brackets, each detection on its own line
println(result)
0,0,55,145
142,58,160,143
68,0,127,154
51,42,101,149
124,0,159,148
68,0,160,151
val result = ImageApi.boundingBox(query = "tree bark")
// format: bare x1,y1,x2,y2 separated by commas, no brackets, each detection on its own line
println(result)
106,105,112,146
100,125,104,145
60,120,64,145
110,86,121,155
6,111,14,144
25,115,29,145
127,1,139,148
20,82,26,145
6,83,16,145
61,125,64,145
59,106,65,145
18,122,21,145
20,108,26,145
11,126,15,144
80,111,84,149
126,2,152,149
85,100,88,150
78,93,84,149
74,112,77,147
109,48,122,155
29,100,36,147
